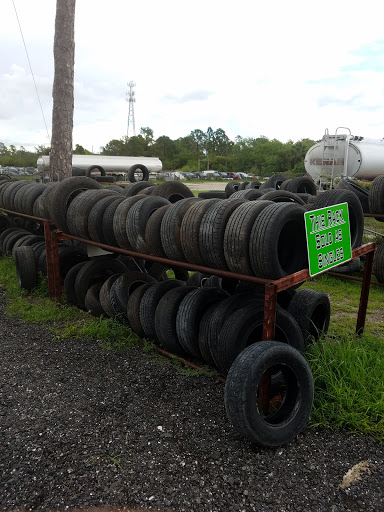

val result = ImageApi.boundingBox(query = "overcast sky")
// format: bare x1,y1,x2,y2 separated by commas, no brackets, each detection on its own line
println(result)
1,0,384,153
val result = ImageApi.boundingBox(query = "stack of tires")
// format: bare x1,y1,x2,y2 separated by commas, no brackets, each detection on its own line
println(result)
1,176,333,447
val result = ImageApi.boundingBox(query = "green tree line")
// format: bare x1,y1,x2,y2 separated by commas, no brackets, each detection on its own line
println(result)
1,127,317,177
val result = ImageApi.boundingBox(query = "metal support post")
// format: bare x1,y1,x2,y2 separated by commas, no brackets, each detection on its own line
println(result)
43,221,62,300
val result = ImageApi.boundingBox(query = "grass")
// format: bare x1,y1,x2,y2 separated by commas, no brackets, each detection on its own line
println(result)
306,334,384,440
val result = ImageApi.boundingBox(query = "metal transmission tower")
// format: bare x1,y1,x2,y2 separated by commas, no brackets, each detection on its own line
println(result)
126,81,136,137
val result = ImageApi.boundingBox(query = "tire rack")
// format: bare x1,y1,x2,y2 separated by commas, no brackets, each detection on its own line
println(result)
0,207,377,412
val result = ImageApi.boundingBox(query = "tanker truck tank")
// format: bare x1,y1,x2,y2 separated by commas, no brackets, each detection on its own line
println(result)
304,127,384,186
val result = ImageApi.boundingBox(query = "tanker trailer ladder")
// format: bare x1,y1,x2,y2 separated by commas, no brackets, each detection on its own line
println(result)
336,127,352,182
321,128,351,189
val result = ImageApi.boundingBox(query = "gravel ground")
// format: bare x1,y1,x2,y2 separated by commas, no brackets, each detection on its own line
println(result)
0,292,383,512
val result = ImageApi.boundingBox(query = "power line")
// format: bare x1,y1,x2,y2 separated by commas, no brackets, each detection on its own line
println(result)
12,0,51,144
126,81,136,137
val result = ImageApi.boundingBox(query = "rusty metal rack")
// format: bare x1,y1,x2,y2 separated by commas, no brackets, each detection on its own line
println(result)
0,207,376,339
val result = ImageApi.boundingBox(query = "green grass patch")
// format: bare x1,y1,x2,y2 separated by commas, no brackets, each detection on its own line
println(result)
0,256,139,346
307,334,384,440
302,273,384,338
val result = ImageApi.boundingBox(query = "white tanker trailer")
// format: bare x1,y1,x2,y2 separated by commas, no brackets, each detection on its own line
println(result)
37,155,162,178
304,127,384,186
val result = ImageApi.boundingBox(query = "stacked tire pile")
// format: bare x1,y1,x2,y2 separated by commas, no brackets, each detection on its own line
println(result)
335,176,384,279
0,175,332,447
365,175,384,283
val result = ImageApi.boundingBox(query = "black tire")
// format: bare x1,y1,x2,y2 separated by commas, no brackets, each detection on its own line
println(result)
199,197,247,270
66,188,118,238
3,230,30,256
145,261,190,282
249,202,308,279
11,235,37,259
99,273,122,317
139,279,185,342
6,181,30,211
126,196,170,253
197,191,228,199
13,183,34,213
33,183,59,220
331,257,361,274
0,181,16,209
185,272,210,287
259,190,306,205
150,181,194,203
180,198,222,265
72,167,85,176
154,286,197,356
126,283,153,337
57,245,89,281
259,187,276,195
0,212,14,234
245,180,262,190
259,174,287,190
337,178,370,214
223,200,274,275
373,241,384,283
309,189,364,248
123,181,155,196
230,189,263,200
225,181,241,197
112,195,147,249
84,282,105,317
280,179,292,190
20,184,46,215
14,245,39,291
63,261,88,307
49,177,102,233
217,301,305,375
287,288,330,347
202,291,265,368
369,175,384,220
31,241,47,267
74,257,128,310
284,176,317,195
109,271,157,325
87,194,123,243
0,227,22,253
127,164,149,182
101,196,126,246
239,181,250,190
85,165,106,177
224,341,314,447
176,287,230,359
144,204,172,257
92,176,116,183
160,197,202,261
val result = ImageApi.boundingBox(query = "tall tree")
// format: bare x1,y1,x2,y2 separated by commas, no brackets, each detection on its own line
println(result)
190,129,206,171
50,0,76,181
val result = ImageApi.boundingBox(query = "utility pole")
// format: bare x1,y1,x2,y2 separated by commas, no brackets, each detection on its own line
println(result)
50,0,76,181
126,81,136,138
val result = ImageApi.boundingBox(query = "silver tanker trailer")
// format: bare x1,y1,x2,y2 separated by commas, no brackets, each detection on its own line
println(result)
37,154,162,180
304,127,384,188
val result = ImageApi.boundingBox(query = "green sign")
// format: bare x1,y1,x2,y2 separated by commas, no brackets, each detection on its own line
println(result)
304,202,352,276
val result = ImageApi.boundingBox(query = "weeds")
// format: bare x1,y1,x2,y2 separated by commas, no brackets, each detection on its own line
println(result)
307,334,384,440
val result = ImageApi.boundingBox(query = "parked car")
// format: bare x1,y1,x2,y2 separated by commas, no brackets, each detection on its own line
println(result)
201,170,221,179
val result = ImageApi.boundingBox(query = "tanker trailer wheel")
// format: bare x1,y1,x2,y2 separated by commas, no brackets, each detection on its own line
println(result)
224,341,314,447
127,164,149,182
85,165,106,177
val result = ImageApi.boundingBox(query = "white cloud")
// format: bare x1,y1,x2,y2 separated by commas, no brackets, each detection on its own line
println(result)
2,0,384,153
